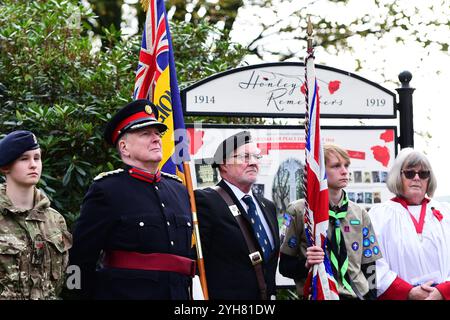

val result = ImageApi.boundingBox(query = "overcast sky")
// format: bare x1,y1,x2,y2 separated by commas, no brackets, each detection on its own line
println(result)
119,0,450,196
230,0,450,197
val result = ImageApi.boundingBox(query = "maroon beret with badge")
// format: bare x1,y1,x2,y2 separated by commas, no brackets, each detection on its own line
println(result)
104,99,168,146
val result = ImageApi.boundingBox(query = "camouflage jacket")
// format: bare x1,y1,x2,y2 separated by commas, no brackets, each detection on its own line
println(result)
0,184,72,300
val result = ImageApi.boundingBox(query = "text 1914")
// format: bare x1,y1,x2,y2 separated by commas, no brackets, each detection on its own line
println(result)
194,95,215,104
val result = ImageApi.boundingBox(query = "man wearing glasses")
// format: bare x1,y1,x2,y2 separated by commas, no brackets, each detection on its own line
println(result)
194,131,280,300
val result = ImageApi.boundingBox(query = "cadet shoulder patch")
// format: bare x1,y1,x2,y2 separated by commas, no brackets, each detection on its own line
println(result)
94,168,124,181
287,236,298,248
161,171,183,183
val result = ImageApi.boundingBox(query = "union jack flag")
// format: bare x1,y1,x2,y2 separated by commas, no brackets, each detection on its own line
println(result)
134,0,189,177
303,46,339,300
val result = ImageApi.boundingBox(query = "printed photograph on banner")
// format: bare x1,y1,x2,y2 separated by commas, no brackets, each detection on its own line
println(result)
364,192,373,204
194,161,219,188
364,171,371,183
356,192,364,203
348,192,355,202
372,171,381,183
353,170,362,183
187,125,397,286
380,171,388,183
252,183,265,198
373,192,382,203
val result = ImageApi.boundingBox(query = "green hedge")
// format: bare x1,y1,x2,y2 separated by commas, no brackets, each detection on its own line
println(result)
0,0,246,227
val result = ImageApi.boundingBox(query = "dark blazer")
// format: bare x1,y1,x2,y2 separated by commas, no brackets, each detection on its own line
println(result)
69,166,193,300
194,179,280,300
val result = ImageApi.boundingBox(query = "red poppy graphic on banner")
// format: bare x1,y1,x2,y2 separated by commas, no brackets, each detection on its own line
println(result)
328,81,341,94
300,82,306,95
380,130,394,143
371,145,390,167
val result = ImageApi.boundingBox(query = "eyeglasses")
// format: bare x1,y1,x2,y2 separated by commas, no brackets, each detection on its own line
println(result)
232,153,263,162
401,170,430,180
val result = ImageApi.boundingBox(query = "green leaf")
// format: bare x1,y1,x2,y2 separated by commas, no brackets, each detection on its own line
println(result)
62,163,74,186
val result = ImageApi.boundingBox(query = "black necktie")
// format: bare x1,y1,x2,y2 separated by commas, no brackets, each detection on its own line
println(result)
242,195,272,262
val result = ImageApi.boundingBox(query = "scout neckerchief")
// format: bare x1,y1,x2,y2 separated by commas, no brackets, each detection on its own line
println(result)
328,191,354,294
391,196,429,241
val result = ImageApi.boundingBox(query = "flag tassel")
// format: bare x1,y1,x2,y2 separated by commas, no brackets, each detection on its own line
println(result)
140,0,150,12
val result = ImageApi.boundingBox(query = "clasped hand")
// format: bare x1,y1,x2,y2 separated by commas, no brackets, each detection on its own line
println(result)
408,281,443,300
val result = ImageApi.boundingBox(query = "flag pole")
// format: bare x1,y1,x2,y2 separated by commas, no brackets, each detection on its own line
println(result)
302,16,339,300
307,16,313,52
304,17,314,247
183,161,209,300
302,15,314,299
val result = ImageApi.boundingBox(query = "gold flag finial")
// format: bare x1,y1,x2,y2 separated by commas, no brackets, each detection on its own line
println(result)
140,0,150,12
307,16,313,51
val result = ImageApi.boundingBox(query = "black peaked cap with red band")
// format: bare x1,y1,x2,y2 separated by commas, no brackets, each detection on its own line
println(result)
104,99,168,146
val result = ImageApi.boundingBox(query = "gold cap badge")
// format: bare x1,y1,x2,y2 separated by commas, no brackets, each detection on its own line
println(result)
145,105,153,115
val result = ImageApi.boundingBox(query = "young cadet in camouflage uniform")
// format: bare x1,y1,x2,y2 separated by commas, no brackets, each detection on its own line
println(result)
0,130,72,299
279,144,381,300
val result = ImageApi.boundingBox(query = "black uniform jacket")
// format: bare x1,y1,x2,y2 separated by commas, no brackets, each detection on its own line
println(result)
69,166,193,300
194,179,280,300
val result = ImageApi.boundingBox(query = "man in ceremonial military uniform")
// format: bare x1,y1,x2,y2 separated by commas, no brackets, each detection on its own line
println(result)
279,144,380,300
69,99,195,300
194,131,280,300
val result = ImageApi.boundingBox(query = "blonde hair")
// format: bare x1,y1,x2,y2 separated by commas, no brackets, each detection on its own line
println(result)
386,148,437,197
323,144,350,166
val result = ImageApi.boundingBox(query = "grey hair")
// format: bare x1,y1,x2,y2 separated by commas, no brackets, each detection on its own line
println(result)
116,132,129,158
386,148,437,197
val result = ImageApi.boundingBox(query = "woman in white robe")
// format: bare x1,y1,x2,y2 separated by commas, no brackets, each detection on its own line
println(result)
369,148,450,300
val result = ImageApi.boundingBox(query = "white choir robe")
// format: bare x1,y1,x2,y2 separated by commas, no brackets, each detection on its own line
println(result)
369,199,450,298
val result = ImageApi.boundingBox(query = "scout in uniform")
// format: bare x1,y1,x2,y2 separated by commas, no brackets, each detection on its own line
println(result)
0,130,72,299
69,99,195,300
279,144,380,299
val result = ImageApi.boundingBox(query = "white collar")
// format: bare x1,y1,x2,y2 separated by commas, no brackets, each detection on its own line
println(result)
223,180,254,202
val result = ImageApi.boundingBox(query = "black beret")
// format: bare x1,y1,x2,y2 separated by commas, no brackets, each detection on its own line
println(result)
104,99,168,146
0,130,40,167
212,131,252,168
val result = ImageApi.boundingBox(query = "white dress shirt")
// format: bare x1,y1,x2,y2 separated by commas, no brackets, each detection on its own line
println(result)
223,180,275,249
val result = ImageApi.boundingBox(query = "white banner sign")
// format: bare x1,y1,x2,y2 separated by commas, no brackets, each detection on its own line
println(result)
188,125,397,210
182,63,396,118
